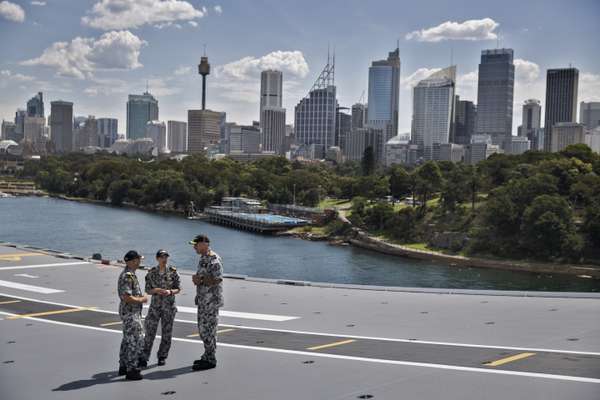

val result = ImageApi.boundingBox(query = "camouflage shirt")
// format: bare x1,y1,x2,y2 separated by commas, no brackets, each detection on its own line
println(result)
145,265,180,309
118,267,143,317
195,250,224,308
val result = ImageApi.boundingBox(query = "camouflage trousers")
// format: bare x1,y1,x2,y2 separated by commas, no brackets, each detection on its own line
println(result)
197,307,219,363
119,314,144,371
143,306,176,361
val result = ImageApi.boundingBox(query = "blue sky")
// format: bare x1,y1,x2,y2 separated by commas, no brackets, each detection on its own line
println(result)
1,0,599,135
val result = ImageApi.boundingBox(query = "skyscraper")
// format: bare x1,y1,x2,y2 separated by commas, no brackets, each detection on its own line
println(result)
126,92,158,140
475,49,515,148
261,108,286,154
453,96,477,145
294,58,337,159
187,110,221,153
551,122,585,152
50,101,73,153
146,120,168,154
26,92,44,118
411,66,456,160
167,120,187,153
544,68,579,152
96,118,118,148
260,70,283,121
580,102,600,131
335,107,352,151
14,109,25,141
520,99,541,149
351,103,367,129
367,47,400,143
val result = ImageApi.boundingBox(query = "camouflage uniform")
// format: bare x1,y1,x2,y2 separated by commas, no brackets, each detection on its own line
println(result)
118,267,145,372
195,250,224,364
143,265,180,362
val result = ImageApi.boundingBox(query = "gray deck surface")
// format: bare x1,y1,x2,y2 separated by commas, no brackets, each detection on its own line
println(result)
0,243,599,399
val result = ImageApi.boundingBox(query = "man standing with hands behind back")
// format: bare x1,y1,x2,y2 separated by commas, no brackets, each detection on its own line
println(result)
189,234,224,371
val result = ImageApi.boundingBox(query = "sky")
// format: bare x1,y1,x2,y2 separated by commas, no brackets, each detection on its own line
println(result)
1,0,599,136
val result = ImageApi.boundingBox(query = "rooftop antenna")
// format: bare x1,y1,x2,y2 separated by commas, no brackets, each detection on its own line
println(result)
203,43,207,57
145,79,149,94
450,47,454,66
396,38,400,50
198,46,211,110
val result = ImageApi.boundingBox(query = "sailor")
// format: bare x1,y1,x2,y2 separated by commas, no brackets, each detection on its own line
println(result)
190,234,224,371
142,249,181,366
117,250,147,380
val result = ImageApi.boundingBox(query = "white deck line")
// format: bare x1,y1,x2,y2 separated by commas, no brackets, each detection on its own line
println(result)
0,310,599,385
0,280,64,294
0,262,89,270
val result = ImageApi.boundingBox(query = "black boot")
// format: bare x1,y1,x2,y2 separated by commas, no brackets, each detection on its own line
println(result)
125,369,143,380
138,358,148,368
118,366,127,376
157,358,166,366
192,360,216,371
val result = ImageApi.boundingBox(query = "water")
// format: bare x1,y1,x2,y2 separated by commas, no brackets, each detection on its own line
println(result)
0,196,598,292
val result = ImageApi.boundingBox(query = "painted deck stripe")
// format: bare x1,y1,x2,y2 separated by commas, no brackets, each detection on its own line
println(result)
186,332,199,337
14,273,39,278
186,329,234,338
0,262,89,271
0,300,21,305
3,292,600,357
149,304,300,322
485,352,536,367
0,280,64,294
308,339,356,351
0,310,598,385
6,307,94,320
99,321,122,327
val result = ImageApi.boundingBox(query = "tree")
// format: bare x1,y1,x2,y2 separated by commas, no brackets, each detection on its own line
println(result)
583,199,600,248
389,165,411,199
414,161,442,214
361,146,375,175
108,179,131,206
520,195,582,259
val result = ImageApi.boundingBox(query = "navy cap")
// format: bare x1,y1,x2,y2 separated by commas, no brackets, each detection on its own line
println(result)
156,249,169,258
124,250,142,262
189,234,210,245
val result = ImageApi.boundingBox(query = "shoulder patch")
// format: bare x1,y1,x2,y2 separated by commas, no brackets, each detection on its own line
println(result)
169,266,177,271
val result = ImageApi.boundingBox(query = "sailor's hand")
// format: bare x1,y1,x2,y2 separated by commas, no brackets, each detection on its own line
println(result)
141,295,148,304
192,274,203,286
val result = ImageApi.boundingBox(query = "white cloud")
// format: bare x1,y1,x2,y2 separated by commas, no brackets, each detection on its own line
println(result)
214,5,222,15
216,50,309,81
82,0,205,30
400,67,441,89
188,20,198,27
0,1,25,22
0,69,34,82
514,59,540,84
21,30,146,79
173,65,192,75
30,1,46,6
580,72,600,102
406,18,499,42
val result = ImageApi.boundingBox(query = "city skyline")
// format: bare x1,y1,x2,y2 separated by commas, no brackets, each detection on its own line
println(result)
1,0,599,137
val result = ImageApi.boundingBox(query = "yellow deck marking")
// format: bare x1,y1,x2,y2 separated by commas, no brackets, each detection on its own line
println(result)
6,307,95,320
484,352,536,367
0,300,21,305
187,328,236,337
307,339,356,351
0,253,44,262
100,321,122,327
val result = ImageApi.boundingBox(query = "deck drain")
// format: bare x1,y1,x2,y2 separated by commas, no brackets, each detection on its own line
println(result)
280,302,288,305
313,311,321,314
7,341,16,344
408,338,418,341
567,338,579,341
161,391,176,395
357,395,374,399
480,301,489,304
256,340,265,344
380,302,388,305
25,323,33,326
485,322,495,325
420,311,428,314
346,324,355,327
548,308,558,311
3,360,14,364
302,360,315,364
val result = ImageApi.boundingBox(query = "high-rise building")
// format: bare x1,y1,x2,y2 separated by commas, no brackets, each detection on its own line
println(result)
507,136,531,155
453,96,477,145
23,116,46,151
1,121,16,141
228,125,261,153
14,109,25,141
187,110,221,153
261,107,286,154
26,92,44,118
260,70,283,126
96,118,118,148
580,102,600,131
351,103,367,129
146,120,168,154
551,122,585,152
75,116,100,149
465,142,500,165
438,143,464,162
344,127,384,162
475,48,515,148
335,107,351,151
167,120,187,153
367,47,401,145
544,68,579,152
411,66,456,160
50,101,74,153
519,99,542,149
126,92,158,140
294,58,337,159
